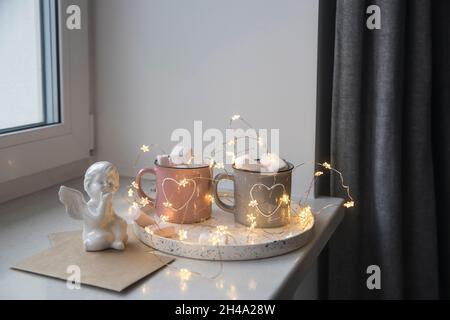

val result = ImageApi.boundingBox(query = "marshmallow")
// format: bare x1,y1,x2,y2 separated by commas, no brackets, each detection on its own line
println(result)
234,153,288,172
260,153,287,172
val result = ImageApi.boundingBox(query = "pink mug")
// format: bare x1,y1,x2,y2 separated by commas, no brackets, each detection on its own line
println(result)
135,161,213,224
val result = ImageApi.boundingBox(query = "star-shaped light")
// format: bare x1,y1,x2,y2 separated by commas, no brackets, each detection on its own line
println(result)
246,213,256,223
209,235,220,246
215,162,225,169
128,188,134,197
322,162,332,170
144,226,154,235
314,171,324,177
246,213,257,230
344,201,355,208
178,229,188,241
131,181,138,189
216,225,228,234
231,115,241,121
163,201,172,208
140,197,150,207
178,268,192,281
140,145,150,153
248,200,258,208
299,205,312,216
206,194,215,203
280,194,290,205
132,202,139,209
179,179,189,187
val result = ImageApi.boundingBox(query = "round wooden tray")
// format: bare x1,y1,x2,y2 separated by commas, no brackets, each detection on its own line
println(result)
133,208,314,261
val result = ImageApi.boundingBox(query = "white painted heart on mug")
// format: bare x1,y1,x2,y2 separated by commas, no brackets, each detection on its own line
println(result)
161,178,197,212
249,183,287,218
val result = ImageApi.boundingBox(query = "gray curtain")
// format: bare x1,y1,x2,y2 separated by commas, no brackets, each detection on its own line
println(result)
316,0,450,299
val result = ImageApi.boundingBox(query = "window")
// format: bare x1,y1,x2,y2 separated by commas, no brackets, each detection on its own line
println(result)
0,0,92,191
0,0,60,134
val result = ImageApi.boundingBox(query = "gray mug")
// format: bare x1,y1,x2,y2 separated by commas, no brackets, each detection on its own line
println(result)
213,162,294,228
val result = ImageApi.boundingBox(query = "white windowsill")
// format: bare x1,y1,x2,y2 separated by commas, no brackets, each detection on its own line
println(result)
0,177,344,300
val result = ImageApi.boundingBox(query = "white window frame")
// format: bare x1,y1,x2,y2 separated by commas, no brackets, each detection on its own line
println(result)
0,0,92,184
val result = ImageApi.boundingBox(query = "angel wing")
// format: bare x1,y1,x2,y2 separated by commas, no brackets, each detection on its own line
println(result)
58,186,88,220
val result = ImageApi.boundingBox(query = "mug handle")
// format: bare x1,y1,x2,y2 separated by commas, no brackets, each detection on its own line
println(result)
135,168,157,208
213,173,236,213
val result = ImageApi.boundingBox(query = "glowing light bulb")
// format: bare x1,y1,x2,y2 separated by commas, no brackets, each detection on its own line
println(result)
179,268,192,281
128,188,134,197
246,213,257,230
215,163,225,169
344,201,355,208
163,202,173,208
179,179,189,187
299,205,312,216
248,200,258,208
209,235,220,246
231,115,241,121
216,225,228,234
206,194,215,203
140,197,150,206
140,145,150,153
131,181,138,189
322,162,332,170
314,171,324,177
144,226,154,235
280,194,290,205
178,229,188,241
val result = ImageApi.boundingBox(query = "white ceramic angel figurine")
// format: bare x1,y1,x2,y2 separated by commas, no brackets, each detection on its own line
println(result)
58,161,128,251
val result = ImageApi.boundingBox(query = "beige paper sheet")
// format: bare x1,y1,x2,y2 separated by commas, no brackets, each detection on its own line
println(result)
12,228,174,292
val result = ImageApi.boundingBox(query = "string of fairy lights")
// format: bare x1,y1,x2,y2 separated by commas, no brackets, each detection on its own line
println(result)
125,114,354,236
119,115,355,291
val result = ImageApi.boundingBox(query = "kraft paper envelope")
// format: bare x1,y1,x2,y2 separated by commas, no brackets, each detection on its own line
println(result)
12,228,174,292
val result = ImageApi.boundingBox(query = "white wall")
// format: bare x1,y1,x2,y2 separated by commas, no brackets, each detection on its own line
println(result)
93,0,318,196
93,0,319,298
